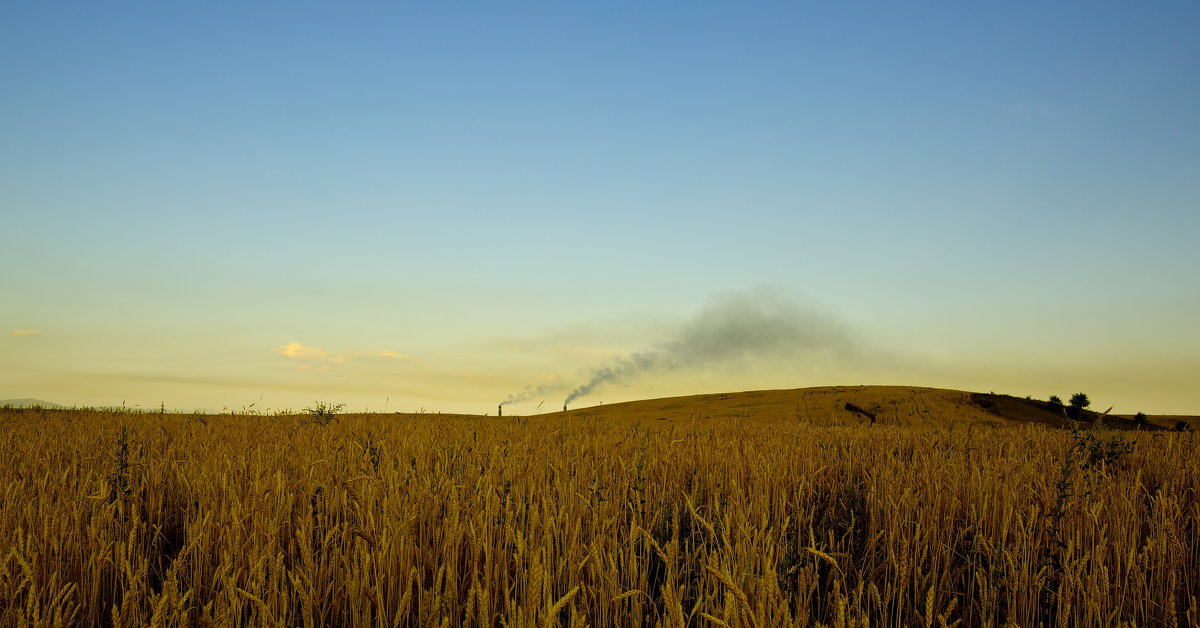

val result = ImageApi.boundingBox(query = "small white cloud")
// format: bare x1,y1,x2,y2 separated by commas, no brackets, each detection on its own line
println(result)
9,330,42,337
272,341,347,364
364,349,414,360
272,342,414,366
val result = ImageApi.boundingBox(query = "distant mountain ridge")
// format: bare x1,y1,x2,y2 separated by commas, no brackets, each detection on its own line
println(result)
0,398,65,409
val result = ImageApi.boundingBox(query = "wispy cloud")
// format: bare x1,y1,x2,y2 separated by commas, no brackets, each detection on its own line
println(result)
364,349,413,360
9,330,43,337
272,341,347,364
272,342,414,366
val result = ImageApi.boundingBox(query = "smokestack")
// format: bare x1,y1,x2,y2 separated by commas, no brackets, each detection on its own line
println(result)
498,404,502,417
563,404,567,412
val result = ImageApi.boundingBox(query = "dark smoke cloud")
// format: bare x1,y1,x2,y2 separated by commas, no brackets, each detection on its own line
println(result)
562,288,859,405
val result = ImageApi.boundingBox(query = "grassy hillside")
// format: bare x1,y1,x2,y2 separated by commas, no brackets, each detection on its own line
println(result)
1,402,1197,626
504,385,1189,431
1,389,1196,626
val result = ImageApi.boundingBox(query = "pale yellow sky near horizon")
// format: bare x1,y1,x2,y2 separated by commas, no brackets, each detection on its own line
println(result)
4,304,1197,415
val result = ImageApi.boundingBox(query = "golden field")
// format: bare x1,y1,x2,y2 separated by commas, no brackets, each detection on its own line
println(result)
1,387,1197,627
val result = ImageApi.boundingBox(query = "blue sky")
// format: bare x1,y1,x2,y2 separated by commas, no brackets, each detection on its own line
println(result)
3,2,1198,413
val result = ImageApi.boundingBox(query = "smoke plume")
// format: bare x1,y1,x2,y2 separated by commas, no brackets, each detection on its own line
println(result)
562,288,858,406
500,382,559,407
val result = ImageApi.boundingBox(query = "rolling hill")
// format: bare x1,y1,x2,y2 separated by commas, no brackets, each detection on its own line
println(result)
511,385,1194,431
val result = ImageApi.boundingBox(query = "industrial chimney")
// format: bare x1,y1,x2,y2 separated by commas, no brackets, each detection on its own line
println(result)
498,404,502,417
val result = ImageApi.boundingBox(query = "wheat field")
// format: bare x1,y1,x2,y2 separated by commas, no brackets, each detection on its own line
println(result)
1,402,1197,627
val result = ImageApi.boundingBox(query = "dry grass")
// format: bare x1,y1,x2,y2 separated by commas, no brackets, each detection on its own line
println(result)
0,397,1197,627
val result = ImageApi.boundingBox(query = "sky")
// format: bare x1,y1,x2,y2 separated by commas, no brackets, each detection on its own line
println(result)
2,2,1198,414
